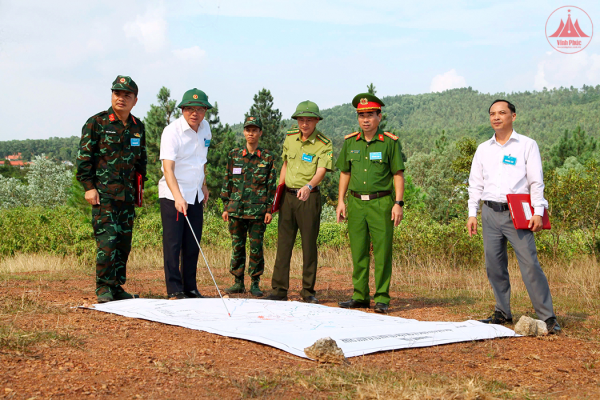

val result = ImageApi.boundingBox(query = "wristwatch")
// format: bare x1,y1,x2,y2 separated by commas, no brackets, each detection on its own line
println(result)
306,184,313,190
395,200,404,207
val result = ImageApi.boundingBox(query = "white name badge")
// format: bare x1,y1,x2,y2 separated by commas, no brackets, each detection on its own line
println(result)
233,167,242,175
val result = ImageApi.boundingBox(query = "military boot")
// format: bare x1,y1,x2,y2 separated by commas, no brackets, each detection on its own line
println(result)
113,286,140,301
96,286,113,303
224,277,245,294
250,279,263,297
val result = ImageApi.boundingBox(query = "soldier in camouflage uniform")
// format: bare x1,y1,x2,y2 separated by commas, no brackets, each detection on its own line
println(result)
76,75,146,303
221,116,277,297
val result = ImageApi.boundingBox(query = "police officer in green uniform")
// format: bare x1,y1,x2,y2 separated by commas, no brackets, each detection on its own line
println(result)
336,93,404,313
221,116,277,297
266,101,333,303
76,75,146,303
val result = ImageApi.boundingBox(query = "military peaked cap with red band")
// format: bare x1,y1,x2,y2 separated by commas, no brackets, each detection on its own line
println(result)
352,93,385,112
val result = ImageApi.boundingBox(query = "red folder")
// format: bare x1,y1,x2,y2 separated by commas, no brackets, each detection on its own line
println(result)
134,172,143,207
506,194,550,230
271,183,285,213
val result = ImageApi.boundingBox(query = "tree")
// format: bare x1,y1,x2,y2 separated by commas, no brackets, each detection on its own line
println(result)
143,87,181,184
547,125,598,170
205,102,236,206
245,89,284,167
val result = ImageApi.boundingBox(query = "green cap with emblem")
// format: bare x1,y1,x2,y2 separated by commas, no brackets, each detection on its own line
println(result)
111,75,138,96
178,88,213,109
352,93,385,111
243,115,262,129
291,100,323,120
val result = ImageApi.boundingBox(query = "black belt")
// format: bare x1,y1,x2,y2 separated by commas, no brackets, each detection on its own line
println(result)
350,190,392,201
286,186,320,194
484,200,509,212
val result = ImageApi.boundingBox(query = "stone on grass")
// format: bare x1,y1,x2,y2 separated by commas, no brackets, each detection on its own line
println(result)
514,315,548,336
304,337,348,364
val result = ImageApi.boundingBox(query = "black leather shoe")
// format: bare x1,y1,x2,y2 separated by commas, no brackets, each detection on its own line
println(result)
168,292,188,300
339,299,370,309
302,295,319,304
374,302,389,313
265,293,288,301
185,290,204,298
479,311,513,325
545,317,562,334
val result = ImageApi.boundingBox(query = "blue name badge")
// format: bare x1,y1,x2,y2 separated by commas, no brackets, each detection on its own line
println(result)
302,153,314,162
369,152,382,160
130,138,140,147
503,155,517,165
204,139,211,147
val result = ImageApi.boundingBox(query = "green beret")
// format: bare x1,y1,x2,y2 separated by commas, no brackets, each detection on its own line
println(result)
291,100,323,120
178,88,213,109
111,75,138,96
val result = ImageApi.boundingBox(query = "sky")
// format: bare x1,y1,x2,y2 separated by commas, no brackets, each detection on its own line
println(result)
0,0,599,141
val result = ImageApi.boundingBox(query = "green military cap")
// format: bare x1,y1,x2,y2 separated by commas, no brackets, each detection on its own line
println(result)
243,115,262,129
111,75,138,96
291,100,323,120
352,93,385,111
178,88,213,109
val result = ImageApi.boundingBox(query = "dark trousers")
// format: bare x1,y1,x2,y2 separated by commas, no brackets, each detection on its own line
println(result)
271,191,322,298
160,197,203,295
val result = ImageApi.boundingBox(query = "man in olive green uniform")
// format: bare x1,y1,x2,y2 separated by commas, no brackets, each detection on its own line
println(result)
336,93,404,313
76,75,146,303
221,116,277,297
266,101,333,303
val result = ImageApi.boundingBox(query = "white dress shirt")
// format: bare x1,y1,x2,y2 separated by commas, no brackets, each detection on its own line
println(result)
158,116,211,204
468,130,548,218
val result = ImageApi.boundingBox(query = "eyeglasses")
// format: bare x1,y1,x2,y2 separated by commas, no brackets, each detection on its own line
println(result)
184,107,207,114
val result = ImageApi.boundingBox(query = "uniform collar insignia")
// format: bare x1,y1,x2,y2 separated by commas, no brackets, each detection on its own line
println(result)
242,149,247,157
109,114,115,122
257,149,261,158
378,133,384,141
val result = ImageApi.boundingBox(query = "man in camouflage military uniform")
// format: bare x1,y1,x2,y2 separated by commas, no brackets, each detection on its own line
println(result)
266,101,333,304
221,116,277,297
76,75,146,303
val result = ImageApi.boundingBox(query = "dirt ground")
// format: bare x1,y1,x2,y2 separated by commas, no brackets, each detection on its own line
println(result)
2,266,600,400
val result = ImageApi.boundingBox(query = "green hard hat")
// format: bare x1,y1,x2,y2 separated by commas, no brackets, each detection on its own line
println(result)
243,115,262,129
178,88,213,109
111,75,138,96
291,100,323,120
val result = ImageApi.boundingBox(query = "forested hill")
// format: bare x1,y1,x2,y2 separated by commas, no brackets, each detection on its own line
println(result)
316,85,600,157
2,85,599,162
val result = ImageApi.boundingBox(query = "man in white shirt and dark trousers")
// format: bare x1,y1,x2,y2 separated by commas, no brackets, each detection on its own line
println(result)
467,99,560,334
159,88,212,300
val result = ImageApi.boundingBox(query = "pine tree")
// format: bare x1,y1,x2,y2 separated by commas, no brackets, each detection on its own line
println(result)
366,83,405,161
245,89,284,167
548,125,598,170
143,87,181,184
205,102,236,206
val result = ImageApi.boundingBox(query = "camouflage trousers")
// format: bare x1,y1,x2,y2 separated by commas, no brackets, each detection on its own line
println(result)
92,198,135,292
228,217,266,278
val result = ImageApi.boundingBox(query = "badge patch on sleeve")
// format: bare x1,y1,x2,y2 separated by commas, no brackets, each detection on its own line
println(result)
302,153,314,162
205,139,211,147
131,138,140,147
369,152,382,160
502,155,516,165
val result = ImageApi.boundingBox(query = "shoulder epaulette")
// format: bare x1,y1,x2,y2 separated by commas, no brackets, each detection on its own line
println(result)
383,131,398,140
317,133,331,145
287,127,300,135
344,132,360,140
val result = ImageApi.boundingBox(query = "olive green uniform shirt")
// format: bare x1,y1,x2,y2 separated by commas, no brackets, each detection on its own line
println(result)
336,128,405,194
282,128,333,188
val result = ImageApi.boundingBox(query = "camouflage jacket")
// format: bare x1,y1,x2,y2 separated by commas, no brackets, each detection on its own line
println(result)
220,147,277,219
76,107,147,203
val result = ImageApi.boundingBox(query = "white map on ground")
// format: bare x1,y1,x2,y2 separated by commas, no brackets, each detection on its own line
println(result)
89,298,517,359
